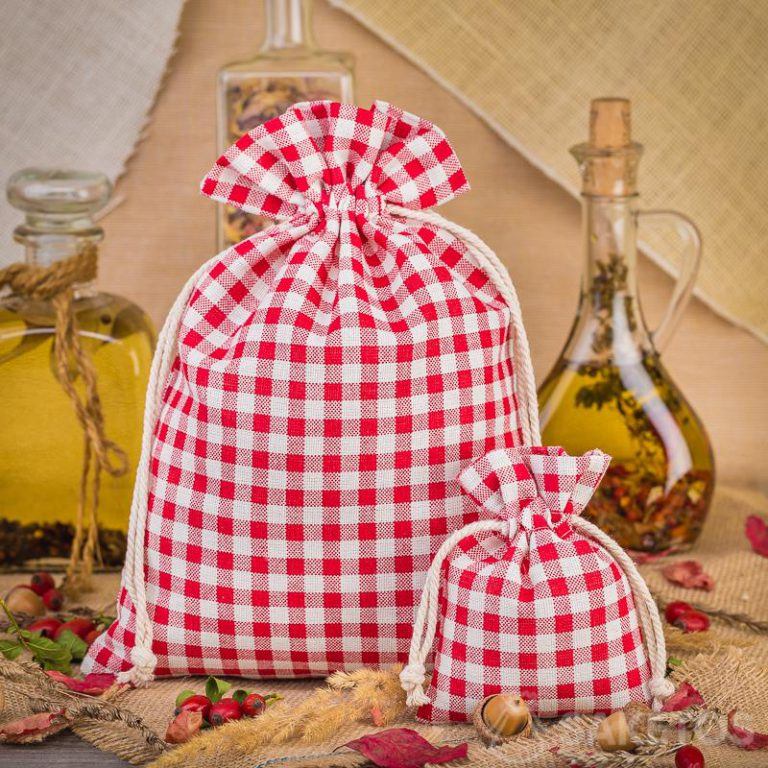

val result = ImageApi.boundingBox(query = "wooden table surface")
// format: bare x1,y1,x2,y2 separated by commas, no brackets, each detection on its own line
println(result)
0,731,130,767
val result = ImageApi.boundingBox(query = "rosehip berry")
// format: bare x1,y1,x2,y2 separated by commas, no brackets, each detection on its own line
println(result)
53,617,96,640
27,617,62,638
664,601,693,624
675,744,704,768
241,692,266,717
175,694,212,722
42,588,64,611
673,610,710,633
29,572,55,597
209,699,242,726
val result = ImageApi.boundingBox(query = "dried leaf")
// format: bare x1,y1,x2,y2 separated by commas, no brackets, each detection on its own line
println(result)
661,681,705,712
166,709,204,745
745,515,768,558
343,728,468,768
0,711,68,743
727,709,768,750
46,670,117,695
661,560,715,591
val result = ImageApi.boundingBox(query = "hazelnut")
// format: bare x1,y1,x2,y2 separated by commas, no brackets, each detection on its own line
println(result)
597,711,635,753
473,694,532,745
623,701,652,736
5,586,45,617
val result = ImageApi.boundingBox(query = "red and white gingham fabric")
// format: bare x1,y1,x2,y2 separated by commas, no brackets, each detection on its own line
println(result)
415,446,651,721
83,101,526,678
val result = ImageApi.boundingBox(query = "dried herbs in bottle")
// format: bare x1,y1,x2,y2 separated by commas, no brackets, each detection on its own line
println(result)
538,99,714,552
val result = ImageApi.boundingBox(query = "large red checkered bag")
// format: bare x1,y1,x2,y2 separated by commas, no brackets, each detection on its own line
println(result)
399,445,674,720
82,101,542,683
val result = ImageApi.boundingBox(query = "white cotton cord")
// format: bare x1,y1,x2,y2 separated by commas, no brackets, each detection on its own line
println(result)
400,518,506,706
386,205,541,446
570,516,675,710
116,257,217,686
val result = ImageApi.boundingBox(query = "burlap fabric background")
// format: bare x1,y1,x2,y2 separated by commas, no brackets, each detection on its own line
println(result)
329,0,768,346
1,485,766,767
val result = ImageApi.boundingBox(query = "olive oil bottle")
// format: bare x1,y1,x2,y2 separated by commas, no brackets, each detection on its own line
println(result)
0,169,155,568
538,99,714,553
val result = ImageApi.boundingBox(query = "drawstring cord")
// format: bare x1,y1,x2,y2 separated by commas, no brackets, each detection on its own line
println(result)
399,513,674,710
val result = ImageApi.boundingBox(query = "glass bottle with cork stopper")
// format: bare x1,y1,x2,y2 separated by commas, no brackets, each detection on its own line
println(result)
0,169,155,572
216,0,355,250
538,98,715,553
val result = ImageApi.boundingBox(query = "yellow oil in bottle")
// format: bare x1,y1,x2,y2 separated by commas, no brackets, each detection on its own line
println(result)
0,169,155,568
539,355,714,551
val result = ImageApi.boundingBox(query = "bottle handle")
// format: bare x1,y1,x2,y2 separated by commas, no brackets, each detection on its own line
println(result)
636,209,702,351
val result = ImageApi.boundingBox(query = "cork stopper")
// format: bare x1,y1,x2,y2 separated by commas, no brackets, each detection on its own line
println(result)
572,97,642,197
590,98,632,149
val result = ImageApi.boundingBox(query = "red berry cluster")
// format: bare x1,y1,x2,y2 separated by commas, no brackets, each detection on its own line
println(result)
28,615,101,646
174,685,276,729
30,572,63,610
4,571,104,647
5,571,64,615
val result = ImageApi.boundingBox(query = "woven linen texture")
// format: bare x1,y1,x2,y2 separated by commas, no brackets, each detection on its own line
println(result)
418,446,651,721
83,101,524,677
330,0,768,344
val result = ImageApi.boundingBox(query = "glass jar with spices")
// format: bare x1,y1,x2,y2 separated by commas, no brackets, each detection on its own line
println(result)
538,99,714,553
216,0,355,249
0,169,155,579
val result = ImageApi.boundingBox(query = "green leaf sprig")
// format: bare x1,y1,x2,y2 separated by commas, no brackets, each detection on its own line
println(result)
0,597,73,673
205,676,232,704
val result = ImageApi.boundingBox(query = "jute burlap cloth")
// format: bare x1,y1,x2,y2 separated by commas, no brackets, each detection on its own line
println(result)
1,485,766,767
329,0,768,345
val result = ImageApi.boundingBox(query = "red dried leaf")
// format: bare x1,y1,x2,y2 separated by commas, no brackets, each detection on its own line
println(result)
728,709,768,750
661,681,705,712
661,560,715,591
745,515,768,558
46,670,117,695
0,711,68,743
344,728,468,768
165,709,204,745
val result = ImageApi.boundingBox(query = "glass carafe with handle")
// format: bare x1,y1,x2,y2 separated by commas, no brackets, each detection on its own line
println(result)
538,98,714,553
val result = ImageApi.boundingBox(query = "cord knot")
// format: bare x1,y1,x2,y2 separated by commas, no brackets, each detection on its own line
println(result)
400,662,430,707
116,645,157,687
649,676,676,710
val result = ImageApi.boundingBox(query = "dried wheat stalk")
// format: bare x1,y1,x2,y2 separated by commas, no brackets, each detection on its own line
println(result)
151,665,407,768
560,732,680,768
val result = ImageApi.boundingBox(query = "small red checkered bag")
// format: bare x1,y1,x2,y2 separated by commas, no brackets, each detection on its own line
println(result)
399,445,674,720
82,101,542,683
